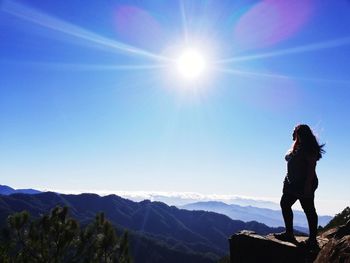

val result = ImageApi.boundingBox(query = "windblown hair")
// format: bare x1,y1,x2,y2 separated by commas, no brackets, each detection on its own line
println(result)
292,124,325,160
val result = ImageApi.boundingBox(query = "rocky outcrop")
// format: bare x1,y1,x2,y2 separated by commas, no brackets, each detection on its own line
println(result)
314,220,350,263
229,231,325,263
229,221,350,263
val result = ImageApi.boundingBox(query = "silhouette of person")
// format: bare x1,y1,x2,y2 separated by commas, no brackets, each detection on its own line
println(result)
274,124,325,247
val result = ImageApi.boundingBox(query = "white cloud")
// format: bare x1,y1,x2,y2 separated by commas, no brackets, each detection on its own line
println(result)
41,188,344,215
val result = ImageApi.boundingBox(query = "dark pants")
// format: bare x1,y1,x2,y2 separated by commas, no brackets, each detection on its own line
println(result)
280,193,318,239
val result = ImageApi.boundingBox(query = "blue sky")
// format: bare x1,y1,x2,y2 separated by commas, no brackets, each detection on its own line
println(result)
1,0,350,215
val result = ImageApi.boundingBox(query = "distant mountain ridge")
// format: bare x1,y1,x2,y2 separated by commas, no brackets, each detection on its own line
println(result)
181,201,332,230
0,192,286,261
117,192,280,210
0,185,332,229
0,185,41,195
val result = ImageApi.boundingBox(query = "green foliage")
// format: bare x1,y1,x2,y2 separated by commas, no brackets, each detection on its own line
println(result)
322,206,350,231
0,207,131,263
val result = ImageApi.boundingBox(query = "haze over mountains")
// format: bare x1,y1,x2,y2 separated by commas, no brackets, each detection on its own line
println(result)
1,185,279,208
0,185,335,262
0,191,288,262
0,185,332,230
111,191,281,210
181,201,332,230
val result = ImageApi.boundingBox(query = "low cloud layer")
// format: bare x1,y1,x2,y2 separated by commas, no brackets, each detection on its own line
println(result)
45,188,345,215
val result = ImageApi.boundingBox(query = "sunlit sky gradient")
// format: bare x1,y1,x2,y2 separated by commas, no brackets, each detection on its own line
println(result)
1,0,350,215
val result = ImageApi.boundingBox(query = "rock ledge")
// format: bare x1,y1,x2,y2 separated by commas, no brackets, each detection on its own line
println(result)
229,230,327,263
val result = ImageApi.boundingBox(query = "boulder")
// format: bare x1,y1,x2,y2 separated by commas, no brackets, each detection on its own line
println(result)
229,230,326,263
229,221,350,263
314,220,350,263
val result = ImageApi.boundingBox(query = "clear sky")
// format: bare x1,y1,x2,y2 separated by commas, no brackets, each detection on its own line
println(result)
1,0,350,215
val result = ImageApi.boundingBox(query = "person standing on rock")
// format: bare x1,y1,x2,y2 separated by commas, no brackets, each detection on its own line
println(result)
274,124,325,248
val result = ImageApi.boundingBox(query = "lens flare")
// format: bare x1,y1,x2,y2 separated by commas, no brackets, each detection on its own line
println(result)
234,0,314,50
176,48,207,80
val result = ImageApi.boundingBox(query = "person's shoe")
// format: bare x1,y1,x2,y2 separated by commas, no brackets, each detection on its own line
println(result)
274,232,297,243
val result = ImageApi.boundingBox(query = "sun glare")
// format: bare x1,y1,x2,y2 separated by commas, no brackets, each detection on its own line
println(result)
176,48,207,80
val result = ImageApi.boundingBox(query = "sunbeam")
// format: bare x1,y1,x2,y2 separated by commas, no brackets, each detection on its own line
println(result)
1,1,170,62
216,36,350,64
215,68,289,79
215,67,350,84
179,0,189,43
19,62,168,71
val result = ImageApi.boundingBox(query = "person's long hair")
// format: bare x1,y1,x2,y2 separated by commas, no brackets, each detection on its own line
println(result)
292,124,325,160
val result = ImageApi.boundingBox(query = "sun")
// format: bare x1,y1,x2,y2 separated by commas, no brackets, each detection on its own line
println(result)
176,48,207,80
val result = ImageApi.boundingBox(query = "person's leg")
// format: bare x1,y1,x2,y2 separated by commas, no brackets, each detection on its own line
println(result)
280,193,298,235
299,196,318,241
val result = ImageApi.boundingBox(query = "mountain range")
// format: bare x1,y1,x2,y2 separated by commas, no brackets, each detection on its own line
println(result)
115,191,281,210
181,201,332,231
0,191,286,262
0,185,42,195
0,185,332,229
